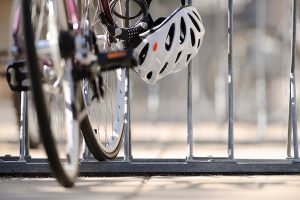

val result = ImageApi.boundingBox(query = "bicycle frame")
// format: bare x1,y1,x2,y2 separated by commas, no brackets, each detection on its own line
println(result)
65,0,80,29
12,4,22,58
12,1,72,81
11,0,131,104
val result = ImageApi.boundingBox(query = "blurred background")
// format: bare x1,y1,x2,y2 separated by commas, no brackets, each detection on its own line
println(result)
0,0,298,159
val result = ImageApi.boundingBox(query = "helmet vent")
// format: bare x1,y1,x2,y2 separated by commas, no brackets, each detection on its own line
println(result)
197,39,201,48
147,71,153,79
165,23,175,51
159,62,168,74
180,18,186,44
175,51,182,63
190,29,196,47
186,54,192,62
188,13,201,32
139,43,149,65
192,11,201,23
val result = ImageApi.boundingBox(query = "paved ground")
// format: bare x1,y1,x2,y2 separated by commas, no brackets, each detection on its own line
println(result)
1,176,300,200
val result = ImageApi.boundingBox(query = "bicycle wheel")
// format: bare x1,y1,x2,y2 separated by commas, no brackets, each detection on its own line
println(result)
80,0,126,160
22,0,81,187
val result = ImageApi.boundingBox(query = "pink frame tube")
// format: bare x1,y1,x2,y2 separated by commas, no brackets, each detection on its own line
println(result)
65,0,79,30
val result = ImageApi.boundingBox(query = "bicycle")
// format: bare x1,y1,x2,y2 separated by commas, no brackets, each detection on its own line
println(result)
20,0,204,187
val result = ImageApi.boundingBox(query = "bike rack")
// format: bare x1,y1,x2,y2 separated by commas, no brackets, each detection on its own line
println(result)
1,0,300,177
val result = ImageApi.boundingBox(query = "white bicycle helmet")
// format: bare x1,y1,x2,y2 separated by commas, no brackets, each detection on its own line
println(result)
133,5,205,85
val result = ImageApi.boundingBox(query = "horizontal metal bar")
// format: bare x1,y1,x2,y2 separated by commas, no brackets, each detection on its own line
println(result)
1,157,300,177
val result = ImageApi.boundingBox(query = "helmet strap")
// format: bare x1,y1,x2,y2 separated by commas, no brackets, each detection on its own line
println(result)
146,0,152,7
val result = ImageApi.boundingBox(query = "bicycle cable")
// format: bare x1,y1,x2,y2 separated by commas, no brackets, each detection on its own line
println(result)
109,0,148,21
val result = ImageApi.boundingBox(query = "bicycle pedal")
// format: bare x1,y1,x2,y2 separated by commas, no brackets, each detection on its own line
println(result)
7,61,31,92
98,49,137,71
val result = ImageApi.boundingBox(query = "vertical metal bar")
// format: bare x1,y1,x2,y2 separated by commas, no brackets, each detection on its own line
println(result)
24,93,30,158
123,0,132,161
287,0,293,157
124,69,132,161
287,96,293,158
227,0,234,159
287,0,299,159
186,0,193,161
19,91,29,161
187,63,193,160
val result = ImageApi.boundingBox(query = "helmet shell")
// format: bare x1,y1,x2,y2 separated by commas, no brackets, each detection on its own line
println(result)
134,5,205,85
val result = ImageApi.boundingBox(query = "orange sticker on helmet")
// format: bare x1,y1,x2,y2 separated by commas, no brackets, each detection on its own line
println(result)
153,42,158,52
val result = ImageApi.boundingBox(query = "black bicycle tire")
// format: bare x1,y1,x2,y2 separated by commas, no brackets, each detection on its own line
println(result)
81,113,124,160
22,0,79,187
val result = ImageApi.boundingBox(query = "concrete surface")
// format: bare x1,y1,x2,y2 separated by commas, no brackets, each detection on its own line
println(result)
1,176,300,200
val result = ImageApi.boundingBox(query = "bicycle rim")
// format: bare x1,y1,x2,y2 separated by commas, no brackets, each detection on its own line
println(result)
80,0,126,160
22,0,80,187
